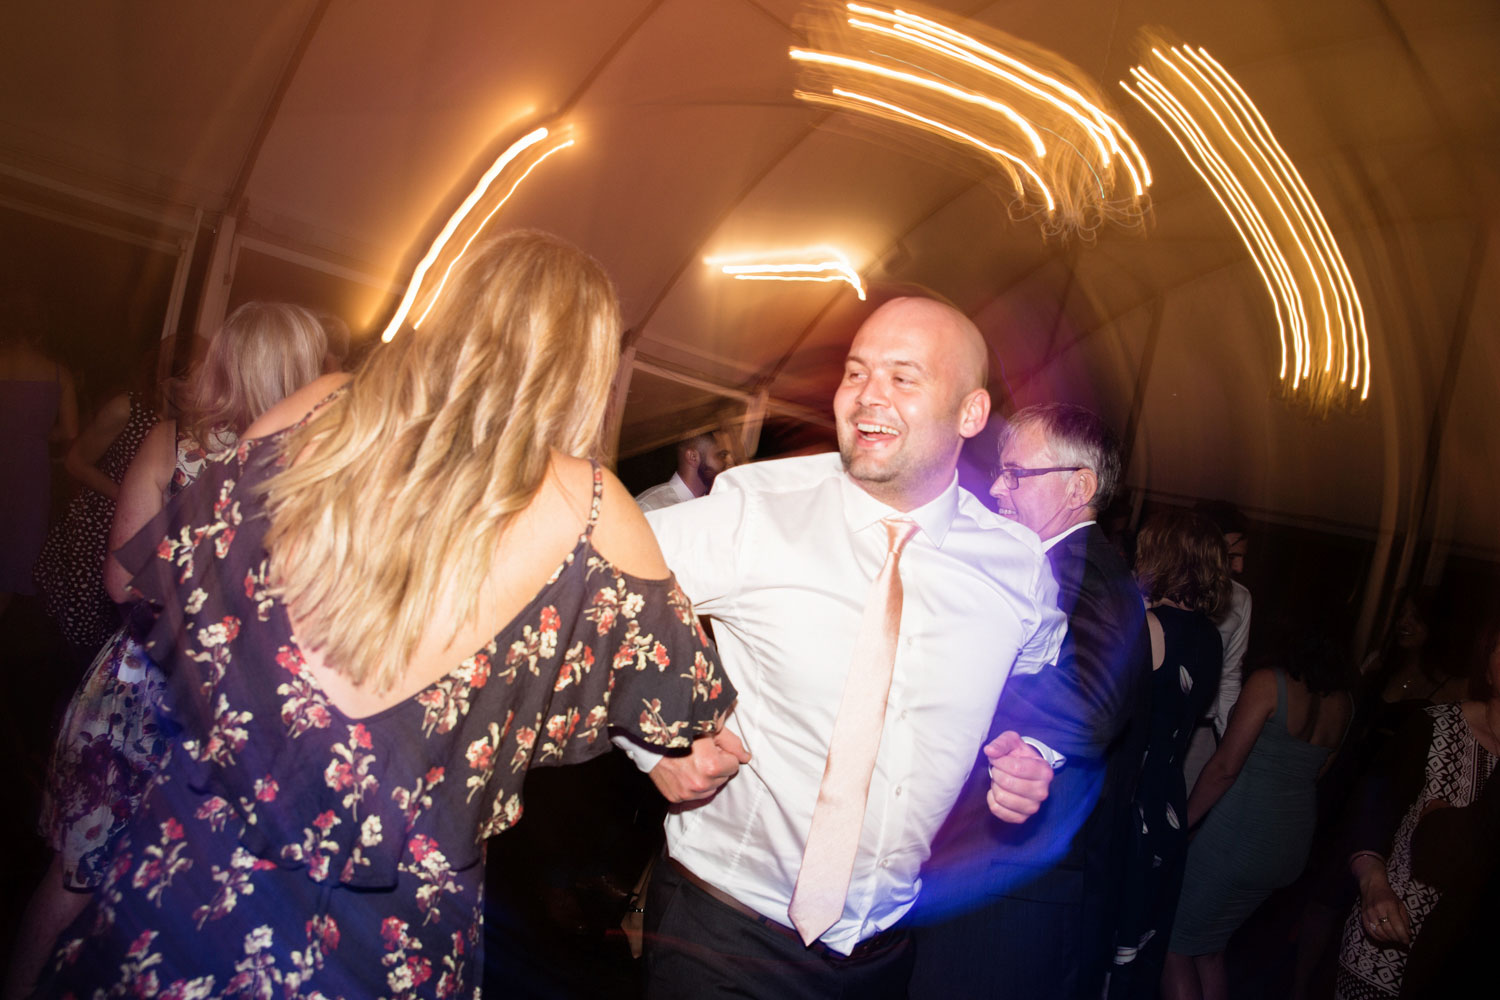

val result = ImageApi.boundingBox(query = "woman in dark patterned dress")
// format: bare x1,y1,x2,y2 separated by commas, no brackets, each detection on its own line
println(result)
8,304,328,1000
1109,510,1229,1000
32,387,156,660
1335,620,1500,999
33,231,736,999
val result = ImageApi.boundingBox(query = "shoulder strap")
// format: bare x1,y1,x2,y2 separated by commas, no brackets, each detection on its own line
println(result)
1274,668,1288,721
584,460,604,539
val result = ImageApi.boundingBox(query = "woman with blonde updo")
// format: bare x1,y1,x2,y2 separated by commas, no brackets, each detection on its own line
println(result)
37,232,735,998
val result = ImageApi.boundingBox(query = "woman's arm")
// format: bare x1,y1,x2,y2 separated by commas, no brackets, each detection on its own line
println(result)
63,393,133,500
103,421,177,602
1187,668,1277,827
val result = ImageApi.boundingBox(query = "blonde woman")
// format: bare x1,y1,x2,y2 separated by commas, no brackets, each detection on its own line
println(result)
37,231,734,998
9,303,327,1000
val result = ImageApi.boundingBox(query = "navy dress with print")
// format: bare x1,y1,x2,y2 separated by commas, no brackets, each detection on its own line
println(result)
1109,605,1223,1000
37,427,734,999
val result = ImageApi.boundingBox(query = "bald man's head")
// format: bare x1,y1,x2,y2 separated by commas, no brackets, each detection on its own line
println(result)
833,297,992,510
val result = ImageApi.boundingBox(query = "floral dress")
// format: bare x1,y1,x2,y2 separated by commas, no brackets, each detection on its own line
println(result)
40,427,239,890
37,428,734,999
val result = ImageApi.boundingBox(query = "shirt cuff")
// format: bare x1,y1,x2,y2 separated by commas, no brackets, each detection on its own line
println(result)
611,733,663,773
1021,737,1067,771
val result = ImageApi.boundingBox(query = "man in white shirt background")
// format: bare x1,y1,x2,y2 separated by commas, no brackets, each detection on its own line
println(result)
1182,501,1253,790
633,430,735,512
619,297,1067,998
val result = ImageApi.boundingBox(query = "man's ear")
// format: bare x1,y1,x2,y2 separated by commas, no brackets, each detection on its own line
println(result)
683,447,701,471
1068,468,1099,512
957,388,991,440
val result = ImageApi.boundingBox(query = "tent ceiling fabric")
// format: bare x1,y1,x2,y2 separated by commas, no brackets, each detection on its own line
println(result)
1,0,1496,555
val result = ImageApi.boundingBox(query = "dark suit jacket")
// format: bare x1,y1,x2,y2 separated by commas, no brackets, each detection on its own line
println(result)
912,523,1150,996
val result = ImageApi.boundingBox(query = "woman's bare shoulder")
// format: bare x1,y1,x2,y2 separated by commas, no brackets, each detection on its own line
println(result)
561,457,669,581
243,373,352,440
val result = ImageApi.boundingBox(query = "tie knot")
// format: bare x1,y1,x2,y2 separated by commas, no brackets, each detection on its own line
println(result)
882,517,918,558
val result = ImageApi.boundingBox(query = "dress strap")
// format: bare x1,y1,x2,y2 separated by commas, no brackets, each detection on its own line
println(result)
1273,668,1288,723
584,460,604,539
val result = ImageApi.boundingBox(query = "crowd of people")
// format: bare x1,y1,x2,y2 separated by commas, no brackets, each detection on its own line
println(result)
1,229,1494,999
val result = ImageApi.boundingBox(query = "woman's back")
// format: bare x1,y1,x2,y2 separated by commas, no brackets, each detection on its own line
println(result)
246,376,672,718
39,391,733,997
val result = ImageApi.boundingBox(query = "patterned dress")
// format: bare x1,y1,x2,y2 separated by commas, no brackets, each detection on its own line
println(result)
1109,605,1223,1000
34,392,158,653
1335,702,1497,999
37,427,733,999
40,428,239,889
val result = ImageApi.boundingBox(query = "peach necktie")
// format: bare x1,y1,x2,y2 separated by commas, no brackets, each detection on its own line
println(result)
788,516,919,946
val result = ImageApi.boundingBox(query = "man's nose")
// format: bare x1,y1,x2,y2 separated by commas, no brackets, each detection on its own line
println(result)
857,375,889,406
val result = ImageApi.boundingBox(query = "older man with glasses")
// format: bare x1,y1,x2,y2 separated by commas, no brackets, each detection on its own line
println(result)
911,401,1152,1000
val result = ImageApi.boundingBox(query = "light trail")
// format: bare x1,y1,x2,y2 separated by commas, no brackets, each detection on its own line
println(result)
1123,44,1371,404
793,2,1150,240
705,246,868,300
380,126,570,342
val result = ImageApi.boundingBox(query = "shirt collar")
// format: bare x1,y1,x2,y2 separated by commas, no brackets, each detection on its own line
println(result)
839,471,960,549
667,472,695,503
1042,518,1096,552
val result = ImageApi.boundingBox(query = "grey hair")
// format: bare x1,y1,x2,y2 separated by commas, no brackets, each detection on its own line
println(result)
1000,402,1123,514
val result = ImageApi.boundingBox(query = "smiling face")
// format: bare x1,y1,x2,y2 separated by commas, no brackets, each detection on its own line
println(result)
833,298,990,511
991,421,1091,541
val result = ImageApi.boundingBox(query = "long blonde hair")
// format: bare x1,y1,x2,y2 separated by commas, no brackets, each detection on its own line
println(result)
183,302,328,447
263,230,622,691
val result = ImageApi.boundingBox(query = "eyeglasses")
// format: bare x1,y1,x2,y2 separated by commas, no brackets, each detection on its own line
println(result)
991,466,1083,490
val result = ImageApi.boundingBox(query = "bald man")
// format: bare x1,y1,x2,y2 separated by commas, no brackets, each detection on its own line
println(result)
619,298,1067,998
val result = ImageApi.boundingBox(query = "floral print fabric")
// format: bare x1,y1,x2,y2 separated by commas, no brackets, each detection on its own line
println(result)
39,428,733,999
40,428,237,892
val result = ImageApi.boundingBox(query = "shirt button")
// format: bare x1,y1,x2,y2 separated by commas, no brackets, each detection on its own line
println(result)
880,858,891,869
894,785,902,797
899,710,908,722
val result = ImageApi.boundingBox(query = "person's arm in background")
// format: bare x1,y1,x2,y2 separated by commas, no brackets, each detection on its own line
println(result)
103,421,177,602
1343,708,1434,948
1188,668,1276,827
63,392,133,501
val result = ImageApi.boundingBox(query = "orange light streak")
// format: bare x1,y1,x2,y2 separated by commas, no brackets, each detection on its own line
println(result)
829,87,1055,210
706,246,868,300
413,138,575,328
1123,44,1371,404
380,126,555,343
790,48,1047,157
792,2,1149,240
845,4,1151,194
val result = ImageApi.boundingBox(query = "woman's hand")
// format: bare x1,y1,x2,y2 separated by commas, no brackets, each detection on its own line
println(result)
1358,869,1412,947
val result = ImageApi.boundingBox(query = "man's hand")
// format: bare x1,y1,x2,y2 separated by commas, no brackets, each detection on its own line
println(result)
649,728,751,803
983,731,1053,823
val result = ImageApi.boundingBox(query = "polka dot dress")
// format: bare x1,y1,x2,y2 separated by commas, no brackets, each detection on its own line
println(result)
33,393,157,655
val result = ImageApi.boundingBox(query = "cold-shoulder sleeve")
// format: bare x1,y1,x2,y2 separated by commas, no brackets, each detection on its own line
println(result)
106,433,736,890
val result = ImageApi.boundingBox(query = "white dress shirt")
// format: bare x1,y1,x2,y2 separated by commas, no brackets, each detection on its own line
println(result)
632,453,1065,955
634,471,695,512
1211,580,1252,734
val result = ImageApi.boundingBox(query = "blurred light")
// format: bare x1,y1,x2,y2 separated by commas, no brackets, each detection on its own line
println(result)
706,246,867,300
413,138,574,328
792,2,1150,240
381,126,571,342
1122,46,1371,404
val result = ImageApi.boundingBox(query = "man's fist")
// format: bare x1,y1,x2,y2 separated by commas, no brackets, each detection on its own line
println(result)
983,730,1054,823
649,727,752,803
